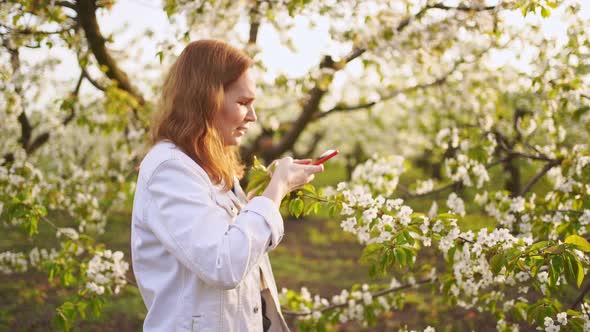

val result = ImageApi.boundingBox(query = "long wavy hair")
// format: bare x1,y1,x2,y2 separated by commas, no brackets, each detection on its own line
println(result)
151,39,253,191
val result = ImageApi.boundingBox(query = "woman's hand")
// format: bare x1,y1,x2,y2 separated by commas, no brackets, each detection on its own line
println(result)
262,157,324,206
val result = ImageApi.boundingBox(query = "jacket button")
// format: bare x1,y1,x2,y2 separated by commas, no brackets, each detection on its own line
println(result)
253,306,259,314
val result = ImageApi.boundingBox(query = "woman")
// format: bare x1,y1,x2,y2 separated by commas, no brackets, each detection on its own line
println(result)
130,39,323,332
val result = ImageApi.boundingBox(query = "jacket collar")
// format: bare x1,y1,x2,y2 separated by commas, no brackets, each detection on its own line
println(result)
232,175,248,203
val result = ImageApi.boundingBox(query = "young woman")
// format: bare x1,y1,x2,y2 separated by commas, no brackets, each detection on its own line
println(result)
130,39,323,332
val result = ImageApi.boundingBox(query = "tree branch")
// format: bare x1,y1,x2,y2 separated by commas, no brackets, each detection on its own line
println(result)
24,69,85,156
282,277,435,317
570,281,590,311
56,1,76,9
248,0,261,44
4,41,33,150
75,0,145,105
402,152,543,199
293,131,326,160
0,23,75,36
265,3,438,161
81,66,105,91
427,3,498,11
313,67,453,121
315,37,501,122
261,2,501,162
519,159,562,196
62,70,84,125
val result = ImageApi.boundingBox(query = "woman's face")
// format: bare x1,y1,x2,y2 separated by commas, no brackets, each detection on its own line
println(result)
216,69,257,146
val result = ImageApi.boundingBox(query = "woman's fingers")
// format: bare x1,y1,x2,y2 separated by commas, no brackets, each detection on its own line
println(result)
304,164,324,174
293,159,312,165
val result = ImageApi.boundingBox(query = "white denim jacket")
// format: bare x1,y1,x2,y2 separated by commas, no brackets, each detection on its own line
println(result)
131,141,290,331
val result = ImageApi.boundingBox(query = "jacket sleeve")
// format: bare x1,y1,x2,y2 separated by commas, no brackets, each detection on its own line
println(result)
145,158,284,290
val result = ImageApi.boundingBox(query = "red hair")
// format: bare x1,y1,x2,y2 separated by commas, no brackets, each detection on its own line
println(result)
151,39,253,191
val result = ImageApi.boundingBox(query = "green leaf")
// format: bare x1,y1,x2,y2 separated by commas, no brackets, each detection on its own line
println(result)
564,254,575,285
163,0,177,17
490,253,506,274
304,202,321,216
77,301,87,319
567,309,582,316
289,198,304,218
300,184,316,196
393,248,406,266
245,158,271,195
576,259,585,288
565,235,590,252
528,241,550,253
564,253,583,288
549,255,564,287
402,231,415,246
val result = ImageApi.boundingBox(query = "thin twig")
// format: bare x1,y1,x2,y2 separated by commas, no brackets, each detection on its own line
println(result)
570,281,590,311
519,159,562,196
282,277,435,316
300,193,330,203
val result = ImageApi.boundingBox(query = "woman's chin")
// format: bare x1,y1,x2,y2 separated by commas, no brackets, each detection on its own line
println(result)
223,137,241,147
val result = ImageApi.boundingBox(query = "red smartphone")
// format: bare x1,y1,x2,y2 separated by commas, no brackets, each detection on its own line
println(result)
313,149,339,165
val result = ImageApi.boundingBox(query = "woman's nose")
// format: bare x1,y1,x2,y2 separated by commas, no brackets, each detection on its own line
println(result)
245,107,257,122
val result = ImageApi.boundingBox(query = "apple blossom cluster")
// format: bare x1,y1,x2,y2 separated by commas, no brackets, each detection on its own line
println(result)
85,250,129,295
546,147,590,195
475,183,590,242
398,326,436,332
446,228,531,302
336,181,416,245
435,127,461,151
56,227,80,240
474,191,537,231
0,247,58,274
0,148,118,235
0,154,46,227
350,154,406,196
444,153,490,189
495,318,520,332
279,277,411,328
415,179,435,195
0,251,28,274
535,304,590,332
446,192,466,216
